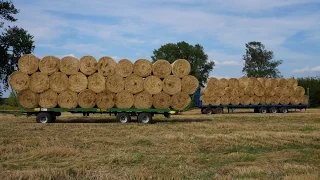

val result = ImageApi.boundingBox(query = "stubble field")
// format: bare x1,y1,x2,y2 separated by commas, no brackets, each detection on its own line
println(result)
0,108,319,179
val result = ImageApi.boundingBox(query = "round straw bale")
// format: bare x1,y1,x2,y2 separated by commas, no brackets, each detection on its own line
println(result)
300,95,308,104
230,96,240,105
79,55,97,75
200,95,220,106
69,72,88,92
248,77,260,87
78,89,96,108
181,75,199,95
9,71,30,92
282,86,293,97
257,78,266,87
144,76,163,95
287,78,298,87
265,96,280,105
250,96,261,105
238,77,249,88
207,77,219,89
218,78,229,88
171,92,191,111
58,89,78,108
96,91,115,109
240,95,251,105
228,78,239,88
220,96,230,105
277,78,287,88
29,72,49,93
244,86,255,96
265,78,278,88
88,73,106,93
49,72,68,93
163,75,181,95
152,60,172,78
133,59,152,77
224,87,233,97
39,89,58,108
200,88,206,95
124,74,144,94
134,91,152,109
98,56,117,76
279,96,290,105
116,91,134,108
18,89,39,108
233,87,245,97
172,59,191,78
294,86,305,96
214,87,225,97
289,97,299,105
260,96,266,105
106,74,124,93
152,91,171,109
274,87,283,96
254,85,265,97
18,54,39,74
265,87,276,97
39,56,60,75
116,59,133,77
60,56,79,75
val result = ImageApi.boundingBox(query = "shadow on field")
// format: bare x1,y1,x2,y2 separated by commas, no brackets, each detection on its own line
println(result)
154,118,214,123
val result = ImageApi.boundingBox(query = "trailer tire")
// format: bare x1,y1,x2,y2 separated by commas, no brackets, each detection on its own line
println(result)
269,107,278,113
202,108,213,114
116,113,131,123
138,113,153,124
215,107,223,114
259,107,267,113
36,112,53,123
280,107,288,113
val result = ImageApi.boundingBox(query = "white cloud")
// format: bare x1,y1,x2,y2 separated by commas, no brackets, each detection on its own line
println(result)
292,66,320,73
214,60,243,66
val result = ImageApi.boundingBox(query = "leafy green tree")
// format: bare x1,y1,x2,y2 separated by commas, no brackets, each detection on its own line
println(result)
0,0,35,97
296,76,320,107
242,41,283,78
151,41,215,87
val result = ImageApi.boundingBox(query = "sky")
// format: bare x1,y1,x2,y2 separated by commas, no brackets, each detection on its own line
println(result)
2,0,320,97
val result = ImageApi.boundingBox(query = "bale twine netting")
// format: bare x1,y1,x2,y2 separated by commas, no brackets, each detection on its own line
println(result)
58,89,78,108
134,91,152,109
181,75,199,95
116,59,133,77
98,56,117,76
172,59,190,78
79,55,97,75
106,74,124,93
152,60,172,78
60,56,79,75
9,71,30,92
29,72,50,93
88,73,106,93
163,75,181,95
116,91,134,108
39,89,58,108
133,59,152,77
124,74,144,94
152,91,171,109
78,89,96,108
170,92,191,111
18,89,39,108
144,76,163,95
69,72,88,92
96,91,115,109
39,56,60,75
18,54,39,74
49,72,69,93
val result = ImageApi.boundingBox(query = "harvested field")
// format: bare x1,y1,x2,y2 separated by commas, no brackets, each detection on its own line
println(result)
0,108,319,179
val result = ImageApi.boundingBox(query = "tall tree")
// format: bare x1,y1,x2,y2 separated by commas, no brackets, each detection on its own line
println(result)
242,41,283,78
0,0,35,97
151,41,215,87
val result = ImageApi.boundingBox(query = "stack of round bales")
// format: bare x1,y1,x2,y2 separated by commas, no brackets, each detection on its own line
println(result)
9,54,199,111
200,77,308,106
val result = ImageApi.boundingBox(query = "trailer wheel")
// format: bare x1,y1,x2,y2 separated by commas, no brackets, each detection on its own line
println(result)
254,108,259,113
280,107,288,113
138,113,153,124
116,113,131,123
202,108,213,114
215,107,223,114
259,107,267,113
269,107,278,113
36,112,53,123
